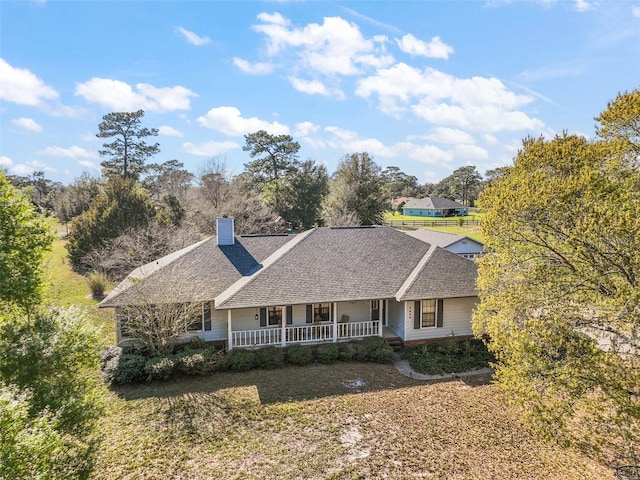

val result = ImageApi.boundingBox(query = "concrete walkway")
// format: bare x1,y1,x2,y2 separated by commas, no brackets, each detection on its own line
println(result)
393,353,494,381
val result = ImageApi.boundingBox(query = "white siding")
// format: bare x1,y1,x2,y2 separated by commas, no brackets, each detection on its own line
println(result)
446,239,483,256
199,307,227,341
386,299,405,338
403,296,477,342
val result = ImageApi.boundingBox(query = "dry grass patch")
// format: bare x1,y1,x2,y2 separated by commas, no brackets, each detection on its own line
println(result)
93,363,612,480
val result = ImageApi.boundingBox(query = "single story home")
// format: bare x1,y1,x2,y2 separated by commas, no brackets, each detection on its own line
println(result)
407,229,484,260
402,197,468,217
99,217,478,350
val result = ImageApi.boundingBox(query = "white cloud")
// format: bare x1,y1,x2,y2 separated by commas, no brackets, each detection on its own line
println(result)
0,58,58,106
395,34,454,59
12,164,36,175
197,106,289,136
7,159,55,175
177,27,210,46
288,77,331,96
158,125,183,137
233,58,275,75
183,141,240,157
252,13,394,76
483,134,499,145
39,145,95,159
425,127,475,145
11,117,43,133
0,156,13,167
453,144,489,161
357,63,543,132
75,78,196,112
632,5,640,17
78,160,99,170
574,0,595,12
293,121,320,137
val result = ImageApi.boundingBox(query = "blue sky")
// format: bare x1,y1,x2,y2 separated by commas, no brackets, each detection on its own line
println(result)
1,1,639,185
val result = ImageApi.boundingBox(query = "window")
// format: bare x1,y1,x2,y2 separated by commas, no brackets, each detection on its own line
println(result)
203,303,212,331
268,306,282,326
314,303,331,323
421,299,437,328
187,304,203,331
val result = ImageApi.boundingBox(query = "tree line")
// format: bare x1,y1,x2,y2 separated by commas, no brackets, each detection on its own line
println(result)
1,110,496,282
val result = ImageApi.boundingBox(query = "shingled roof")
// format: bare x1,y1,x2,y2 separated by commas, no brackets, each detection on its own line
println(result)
403,196,466,210
407,229,484,249
100,225,478,310
99,234,293,308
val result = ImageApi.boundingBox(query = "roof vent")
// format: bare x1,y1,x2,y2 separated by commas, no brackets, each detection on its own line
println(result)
216,216,235,246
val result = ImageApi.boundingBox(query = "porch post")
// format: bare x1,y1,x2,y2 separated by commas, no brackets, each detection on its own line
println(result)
379,300,384,336
281,308,287,347
333,302,338,343
227,310,233,351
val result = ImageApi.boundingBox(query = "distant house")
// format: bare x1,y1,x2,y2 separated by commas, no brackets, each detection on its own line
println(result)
407,229,484,261
100,217,478,349
391,196,415,212
402,197,468,217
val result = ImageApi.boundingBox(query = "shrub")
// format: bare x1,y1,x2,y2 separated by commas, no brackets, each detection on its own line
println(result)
403,338,494,375
173,336,209,354
175,348,213,376
254,345,285,369
103,353,146,384
87,271,108,298
316,343,343,364
225,348,256,372
145,356,175,382
286,344,314,366
358,337,393,363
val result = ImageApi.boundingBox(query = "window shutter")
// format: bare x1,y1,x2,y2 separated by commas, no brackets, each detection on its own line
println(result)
286,305,293,325
436,299,444,328
306,304,313,323
414,300,421,329
259,308,266,327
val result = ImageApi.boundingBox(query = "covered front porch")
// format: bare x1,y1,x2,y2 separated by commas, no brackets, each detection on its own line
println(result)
225,300,386,350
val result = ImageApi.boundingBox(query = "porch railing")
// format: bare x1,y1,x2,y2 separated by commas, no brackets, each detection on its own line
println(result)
230,320,380,349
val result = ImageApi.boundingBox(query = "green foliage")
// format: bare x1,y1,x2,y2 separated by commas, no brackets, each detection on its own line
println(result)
404,339,494,375
434,165,482,206
175,348,214,376
0,171,55,310
243,130,301,215
474,92,640,462
254,345,285,369
285,343,314,366
102,353,147,385
324,152,387,225
87,270,108,298
97,109,160,180
316,342,344,364
145,356,175,382
225,348,256,372
351,336,394,364
0,307,104,479
67,176,155,272
279,160,329,229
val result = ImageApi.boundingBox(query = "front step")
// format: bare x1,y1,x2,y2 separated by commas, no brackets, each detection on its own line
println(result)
385,337,404,352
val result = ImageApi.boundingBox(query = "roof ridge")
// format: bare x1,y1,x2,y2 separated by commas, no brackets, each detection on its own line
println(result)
99,236,212,307
394,243,438,301
214,229,315,308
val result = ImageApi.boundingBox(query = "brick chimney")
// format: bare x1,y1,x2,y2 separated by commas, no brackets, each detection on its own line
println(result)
216,215,235,246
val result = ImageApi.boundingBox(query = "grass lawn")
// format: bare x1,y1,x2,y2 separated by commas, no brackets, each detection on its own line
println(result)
43,233,612,479
384,211,485,242
93,365,612,480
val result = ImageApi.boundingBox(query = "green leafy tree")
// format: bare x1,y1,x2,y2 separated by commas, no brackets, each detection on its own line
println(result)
0,306,105,479
0,171,54,310
323,152,387,225
242,130,301,214
595,89,640,157
97,110,160,180
381,166,419,198
280,160,329,229
434,165,482,206
67,176,155,272
474,128,640,461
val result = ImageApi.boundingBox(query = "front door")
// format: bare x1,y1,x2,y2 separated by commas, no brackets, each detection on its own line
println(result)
371,300,386,326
